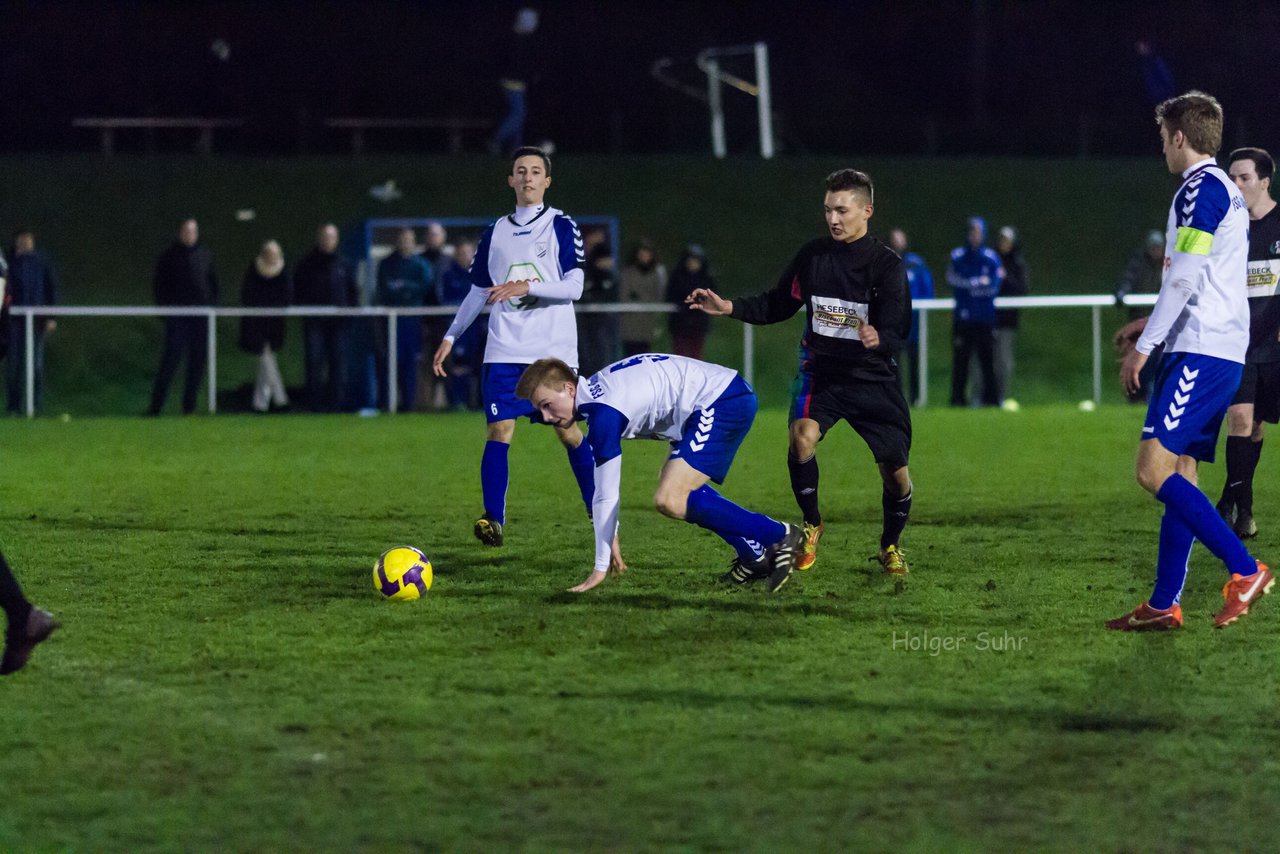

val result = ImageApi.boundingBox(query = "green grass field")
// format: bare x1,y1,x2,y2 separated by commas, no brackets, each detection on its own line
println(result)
1,406,1277,851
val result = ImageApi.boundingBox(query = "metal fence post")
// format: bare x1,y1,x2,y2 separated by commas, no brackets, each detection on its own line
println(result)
1091,304,1102,404
207,309,218,414
918,307,929,408
387,311,398,414
742,323,754,386
24,310,35,418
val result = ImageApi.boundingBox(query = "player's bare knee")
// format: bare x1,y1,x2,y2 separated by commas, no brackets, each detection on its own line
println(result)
555,423,584,448
788,422,820,459
653,488,688,520
487,421,515,443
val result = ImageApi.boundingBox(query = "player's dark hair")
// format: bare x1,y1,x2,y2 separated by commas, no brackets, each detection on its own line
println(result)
1155,91,1223,156
11,227,32,240
511,146,552,174
1229,147,1274,183
516,358,577,401
825,169,874,204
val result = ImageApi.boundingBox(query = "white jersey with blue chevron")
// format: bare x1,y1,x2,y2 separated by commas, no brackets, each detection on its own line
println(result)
469,204,585,365
1155,160,1250,362
576,354,737,446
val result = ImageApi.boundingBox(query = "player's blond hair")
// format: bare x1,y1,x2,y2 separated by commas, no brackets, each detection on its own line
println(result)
1156,91,1223,156
515,358,577,400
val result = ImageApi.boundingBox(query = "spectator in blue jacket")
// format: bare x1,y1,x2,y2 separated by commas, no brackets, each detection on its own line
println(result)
946,217,1004,407
437,239,484,409
4,229,59,414
889,228,934,406
375,228,435,411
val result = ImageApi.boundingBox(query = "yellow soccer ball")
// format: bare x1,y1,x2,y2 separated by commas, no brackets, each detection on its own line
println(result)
373,546,433,601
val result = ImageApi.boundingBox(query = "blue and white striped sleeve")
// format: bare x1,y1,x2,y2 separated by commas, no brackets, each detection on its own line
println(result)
526,214,585,300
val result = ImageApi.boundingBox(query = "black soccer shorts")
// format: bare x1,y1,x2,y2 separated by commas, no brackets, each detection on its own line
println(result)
790,372,912,467
1231,360,1280,424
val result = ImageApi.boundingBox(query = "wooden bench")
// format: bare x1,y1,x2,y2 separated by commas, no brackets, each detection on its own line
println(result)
324,117,491,155
72,117,245,156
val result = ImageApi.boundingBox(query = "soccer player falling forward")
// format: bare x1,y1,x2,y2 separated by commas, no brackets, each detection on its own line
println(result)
1214,147,1280,540
516,354,803,593
685,169,915,575
1109,91,1274,631
432,147,596,547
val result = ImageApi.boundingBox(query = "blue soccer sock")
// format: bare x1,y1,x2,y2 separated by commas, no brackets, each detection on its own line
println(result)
1149,510,1195,610
717,534,767,563
1157,473,1256,577
685,485,786,547
566,439,596,512
480,440,510,525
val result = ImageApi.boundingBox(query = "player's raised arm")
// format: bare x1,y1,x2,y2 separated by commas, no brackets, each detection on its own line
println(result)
724,255,806,325
685,287,732,315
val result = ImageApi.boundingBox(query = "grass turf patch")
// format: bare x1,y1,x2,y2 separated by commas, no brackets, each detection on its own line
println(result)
0,406,1276,850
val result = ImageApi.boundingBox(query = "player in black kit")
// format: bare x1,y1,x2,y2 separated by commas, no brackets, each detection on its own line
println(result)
686,169,914,576
1216,147,1280,539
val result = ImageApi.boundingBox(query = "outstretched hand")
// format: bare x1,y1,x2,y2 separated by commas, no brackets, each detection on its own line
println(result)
685,288,732,316
569,570,608,593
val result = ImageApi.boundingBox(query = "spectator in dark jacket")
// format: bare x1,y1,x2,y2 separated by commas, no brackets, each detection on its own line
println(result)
239,240,292,412
148,218,218,415
375,228,435,411
5,229,59,414
438,239,484,409
577,242,620,377
666,244,714,359
294,223,358,410
992,225,1029,406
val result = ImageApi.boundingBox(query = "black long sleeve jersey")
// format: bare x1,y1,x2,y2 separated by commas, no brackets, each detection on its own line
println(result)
729,234,910,382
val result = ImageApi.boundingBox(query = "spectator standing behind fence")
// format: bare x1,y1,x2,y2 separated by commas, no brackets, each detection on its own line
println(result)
294,224,358,411
239,240,292,413
375,228,435,411
438,239,484,409
4,230,59,415
576,242,620,376
1115,230,1165,319
992,226,1029,408
420,223,454,411
888,229,933,407
947,217,1003,407
1113,230,1166,402
666,244,714,359
620,239,666,356
148,219,218,416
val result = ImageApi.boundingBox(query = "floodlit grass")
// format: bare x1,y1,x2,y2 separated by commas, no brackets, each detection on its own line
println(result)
0,406,1276,850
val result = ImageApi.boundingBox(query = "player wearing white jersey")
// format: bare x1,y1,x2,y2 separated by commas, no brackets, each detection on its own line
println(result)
1215,147,1280,540
432,147,596,548
1109,91,1273,632
516,355,803,594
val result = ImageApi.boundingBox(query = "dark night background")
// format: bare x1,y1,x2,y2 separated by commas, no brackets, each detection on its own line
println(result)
2,0,1280,156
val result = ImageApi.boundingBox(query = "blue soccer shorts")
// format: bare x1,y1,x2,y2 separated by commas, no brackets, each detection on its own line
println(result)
1142,351,1242,461
668,374,757,484
483,362,540,423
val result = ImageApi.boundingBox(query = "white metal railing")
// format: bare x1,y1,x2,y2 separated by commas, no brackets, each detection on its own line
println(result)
7,295,1156,418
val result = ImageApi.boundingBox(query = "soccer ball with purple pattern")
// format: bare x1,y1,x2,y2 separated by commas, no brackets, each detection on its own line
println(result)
373,546,433,601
